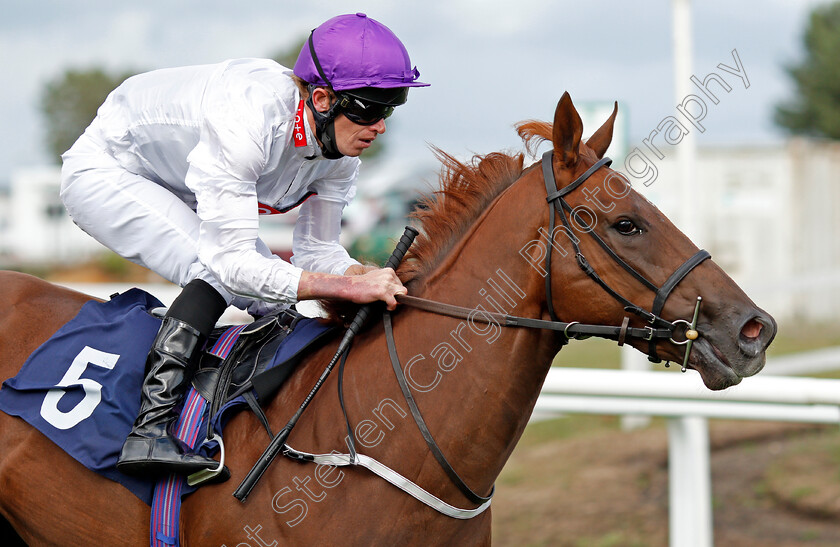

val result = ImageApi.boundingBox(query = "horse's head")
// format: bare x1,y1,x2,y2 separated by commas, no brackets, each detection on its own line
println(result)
537,92,776,390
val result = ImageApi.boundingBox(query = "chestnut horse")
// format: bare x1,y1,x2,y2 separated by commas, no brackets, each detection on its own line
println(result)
0,93,775,546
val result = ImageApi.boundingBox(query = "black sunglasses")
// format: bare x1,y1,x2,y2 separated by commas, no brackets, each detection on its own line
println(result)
336,94,395,126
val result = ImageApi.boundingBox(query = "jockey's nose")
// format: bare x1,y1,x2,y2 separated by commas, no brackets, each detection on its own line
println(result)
372,118,386,134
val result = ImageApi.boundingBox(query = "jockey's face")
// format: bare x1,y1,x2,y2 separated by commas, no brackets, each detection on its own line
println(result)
333,111,386,157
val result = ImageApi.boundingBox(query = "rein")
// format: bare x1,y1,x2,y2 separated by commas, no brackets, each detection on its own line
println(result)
395,294,675,345
391,152,711,366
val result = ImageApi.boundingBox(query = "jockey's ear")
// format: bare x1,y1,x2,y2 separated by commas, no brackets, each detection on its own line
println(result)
310,87,334,113
552,91,582,169
586,101,618,159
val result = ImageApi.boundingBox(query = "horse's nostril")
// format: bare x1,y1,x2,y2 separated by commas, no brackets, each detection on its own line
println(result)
740,318,763,341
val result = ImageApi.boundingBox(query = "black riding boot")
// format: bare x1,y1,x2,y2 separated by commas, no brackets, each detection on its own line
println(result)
116,279,227,477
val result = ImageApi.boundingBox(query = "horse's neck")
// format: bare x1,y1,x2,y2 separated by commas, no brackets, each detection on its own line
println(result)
387,307,555,493
390,187,560,496
254,178,560,508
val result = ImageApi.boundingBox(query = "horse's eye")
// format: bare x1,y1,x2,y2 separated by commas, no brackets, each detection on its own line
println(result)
614,219,642,236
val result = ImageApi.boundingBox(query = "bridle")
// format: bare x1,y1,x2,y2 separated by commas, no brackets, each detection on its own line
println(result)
395,150,711,369
539,150,710,365
360,150,712,514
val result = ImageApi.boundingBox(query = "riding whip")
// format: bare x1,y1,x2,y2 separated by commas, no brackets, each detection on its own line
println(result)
234,225,420,502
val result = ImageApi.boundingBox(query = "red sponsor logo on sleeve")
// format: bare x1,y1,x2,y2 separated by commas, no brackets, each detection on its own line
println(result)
293,100,307,148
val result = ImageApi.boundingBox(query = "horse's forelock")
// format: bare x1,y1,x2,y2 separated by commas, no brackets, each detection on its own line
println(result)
515,120,553,157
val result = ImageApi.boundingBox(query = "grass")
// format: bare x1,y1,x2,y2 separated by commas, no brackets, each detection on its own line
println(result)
552,337,622,369
574,532,649,547
517,414,623,448
498,321,840,545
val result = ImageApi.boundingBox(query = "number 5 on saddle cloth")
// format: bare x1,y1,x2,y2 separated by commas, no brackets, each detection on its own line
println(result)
0,288,337,505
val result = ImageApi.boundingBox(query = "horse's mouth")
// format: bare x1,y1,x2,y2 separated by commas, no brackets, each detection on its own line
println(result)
686,338,743,391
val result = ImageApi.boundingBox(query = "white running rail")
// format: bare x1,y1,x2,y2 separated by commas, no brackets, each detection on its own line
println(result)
534,368,840,547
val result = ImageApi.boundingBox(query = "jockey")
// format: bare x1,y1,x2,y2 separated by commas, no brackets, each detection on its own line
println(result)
59,13,428,477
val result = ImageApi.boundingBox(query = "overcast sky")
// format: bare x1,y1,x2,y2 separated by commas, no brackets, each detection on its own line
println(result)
0,0,831,185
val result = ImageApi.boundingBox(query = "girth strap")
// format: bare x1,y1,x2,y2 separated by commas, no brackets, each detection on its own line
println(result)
383,312,493,506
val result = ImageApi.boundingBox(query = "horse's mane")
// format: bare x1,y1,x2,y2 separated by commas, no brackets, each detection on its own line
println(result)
398,148,524,283
400,120,551,284
321,120,552,324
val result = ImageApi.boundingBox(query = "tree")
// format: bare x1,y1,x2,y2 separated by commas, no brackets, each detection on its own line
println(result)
40,68,136,161
775,2,840,139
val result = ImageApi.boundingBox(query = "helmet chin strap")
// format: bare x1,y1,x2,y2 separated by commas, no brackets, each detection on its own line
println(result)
306,94,344,160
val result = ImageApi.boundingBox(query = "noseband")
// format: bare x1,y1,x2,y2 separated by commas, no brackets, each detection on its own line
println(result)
540,150,710,365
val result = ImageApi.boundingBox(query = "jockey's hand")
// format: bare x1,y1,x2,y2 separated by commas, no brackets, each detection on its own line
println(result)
349,267,407,310
297,268,407,310
343,264,378,276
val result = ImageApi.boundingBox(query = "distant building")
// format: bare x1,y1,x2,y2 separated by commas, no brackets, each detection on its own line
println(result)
642,138,840,323
0,158,434,265
2,165,303,266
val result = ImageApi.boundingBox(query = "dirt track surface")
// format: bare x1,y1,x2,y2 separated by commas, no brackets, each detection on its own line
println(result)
492,421,840,546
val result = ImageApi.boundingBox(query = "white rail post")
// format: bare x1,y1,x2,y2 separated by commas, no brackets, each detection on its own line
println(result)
668,416,712,547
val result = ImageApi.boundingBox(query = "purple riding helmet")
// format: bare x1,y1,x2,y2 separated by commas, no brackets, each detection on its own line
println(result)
294,13,429,158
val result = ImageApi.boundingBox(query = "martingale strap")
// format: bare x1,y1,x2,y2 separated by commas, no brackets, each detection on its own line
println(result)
271,311,494,520
383,312,493,506
277,313,494,520
283,446,491,519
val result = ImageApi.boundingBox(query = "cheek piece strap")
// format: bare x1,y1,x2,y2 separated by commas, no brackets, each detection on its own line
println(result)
305,92,344,160
305,30,345,161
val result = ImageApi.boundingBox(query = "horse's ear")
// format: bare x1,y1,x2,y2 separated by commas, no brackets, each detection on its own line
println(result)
552,91,583,168
586,101,618,159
